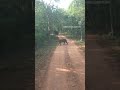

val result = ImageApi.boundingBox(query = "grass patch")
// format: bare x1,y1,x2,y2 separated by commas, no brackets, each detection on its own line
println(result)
76,40,85,45
75,40,85,52
65,34,85,50
66,34,85,51
35,39,57,71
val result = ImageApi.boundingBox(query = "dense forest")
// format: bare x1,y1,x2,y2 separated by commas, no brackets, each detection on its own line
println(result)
35,0,85,49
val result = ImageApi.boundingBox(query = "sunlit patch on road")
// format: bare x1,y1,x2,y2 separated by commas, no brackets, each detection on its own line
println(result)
56,68,70,72
56,68,78,73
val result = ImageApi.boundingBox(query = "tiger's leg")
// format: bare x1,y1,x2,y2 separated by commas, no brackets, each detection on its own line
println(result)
66,41,68,44
59,42,61,45
63,41,65,45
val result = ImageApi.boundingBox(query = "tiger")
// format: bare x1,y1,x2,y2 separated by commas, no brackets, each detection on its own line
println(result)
58,38,68,45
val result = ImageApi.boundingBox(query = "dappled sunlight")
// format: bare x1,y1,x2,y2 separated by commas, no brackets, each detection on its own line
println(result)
69,40,75,44
43,0,73,10
56,68,77,73
57,35,66,39
56,68,70,72
82,45,85,48
35,0,85,89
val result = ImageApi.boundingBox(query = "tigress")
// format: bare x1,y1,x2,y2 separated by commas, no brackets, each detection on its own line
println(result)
58,38,68,45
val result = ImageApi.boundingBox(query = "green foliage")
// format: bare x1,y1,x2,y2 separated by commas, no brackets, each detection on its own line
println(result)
35,0,85,49
35,0,61,49
68,0,85,20
63,0,85,40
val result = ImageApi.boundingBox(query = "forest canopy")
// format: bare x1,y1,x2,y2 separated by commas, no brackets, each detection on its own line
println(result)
35,0,85,48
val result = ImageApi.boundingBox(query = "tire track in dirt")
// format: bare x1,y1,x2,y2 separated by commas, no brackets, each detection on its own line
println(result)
38,35,85,90
41,46,69,90
64,45,81,90
35,50,53,90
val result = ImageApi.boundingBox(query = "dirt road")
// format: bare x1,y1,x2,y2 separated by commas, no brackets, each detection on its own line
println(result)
36,36,85,90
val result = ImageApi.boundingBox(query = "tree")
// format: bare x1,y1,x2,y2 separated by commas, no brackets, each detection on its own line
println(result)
66,0,85,40
35,0,65,48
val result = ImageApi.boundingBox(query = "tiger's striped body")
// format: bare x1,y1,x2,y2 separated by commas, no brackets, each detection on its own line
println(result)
58,39,68,45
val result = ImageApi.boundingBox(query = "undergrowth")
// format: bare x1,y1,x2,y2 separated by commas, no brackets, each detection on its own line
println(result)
35,37,57,71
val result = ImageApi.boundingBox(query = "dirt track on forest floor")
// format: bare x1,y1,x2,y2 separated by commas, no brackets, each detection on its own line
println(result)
36,35,85,90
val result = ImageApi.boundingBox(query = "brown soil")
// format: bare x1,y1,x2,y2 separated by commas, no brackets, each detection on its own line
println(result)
36,35,85,90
